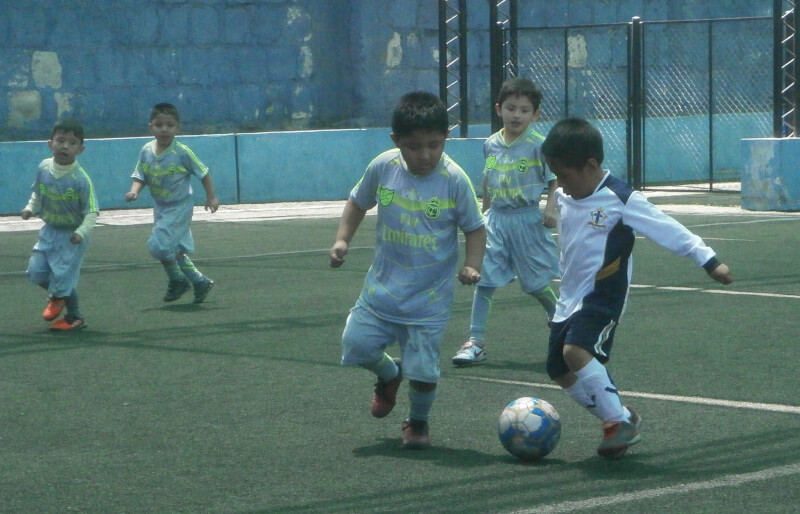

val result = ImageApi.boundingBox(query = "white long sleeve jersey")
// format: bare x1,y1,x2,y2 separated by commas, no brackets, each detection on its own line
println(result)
553,172,717,323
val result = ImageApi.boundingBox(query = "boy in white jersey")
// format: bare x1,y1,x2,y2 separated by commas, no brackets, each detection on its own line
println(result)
452,78,560,366
125,103,219,303
329,92,485,449
541,118,733,458
21,120,99,331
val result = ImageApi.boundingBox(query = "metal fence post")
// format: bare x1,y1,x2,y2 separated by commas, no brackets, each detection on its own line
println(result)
627,16,643,188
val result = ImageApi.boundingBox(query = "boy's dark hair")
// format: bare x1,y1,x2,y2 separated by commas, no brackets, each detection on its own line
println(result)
391,91,449,138
497,78,543,111
51,119,84,143
541,117,604,167
150,102,180,122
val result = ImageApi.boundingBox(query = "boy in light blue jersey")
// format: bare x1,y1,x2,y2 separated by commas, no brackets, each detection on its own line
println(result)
125,103,219,303
21,120,99,331
330,91,485,449
452,78,560,366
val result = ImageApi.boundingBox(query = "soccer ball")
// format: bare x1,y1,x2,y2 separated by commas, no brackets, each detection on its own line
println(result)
498,397,561,461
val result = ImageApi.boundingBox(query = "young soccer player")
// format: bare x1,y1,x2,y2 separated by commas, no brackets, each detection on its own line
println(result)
21,120,99,331
329,91,486,449
540,118,733,458
125,103,219,303
452,78,560,366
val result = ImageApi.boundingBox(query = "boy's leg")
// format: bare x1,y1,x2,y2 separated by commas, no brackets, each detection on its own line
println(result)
529,285,557,321
547,314,641,458
341,306,403,418
50,288,87,331
402,380,436,449
177,254,215,303
452,285,495,366
398,324,444,449
161,260,191,302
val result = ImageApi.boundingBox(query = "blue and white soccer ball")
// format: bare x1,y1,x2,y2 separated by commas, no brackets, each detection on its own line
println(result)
498,397,561,461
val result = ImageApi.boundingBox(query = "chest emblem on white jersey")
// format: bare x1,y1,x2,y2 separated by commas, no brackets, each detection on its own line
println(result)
517,159,529,173
486,155,497,169
379,187,394,206
588,208,608,228
424,197,441,219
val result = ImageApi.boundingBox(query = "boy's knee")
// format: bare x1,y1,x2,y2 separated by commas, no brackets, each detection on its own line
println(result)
26,269,49,287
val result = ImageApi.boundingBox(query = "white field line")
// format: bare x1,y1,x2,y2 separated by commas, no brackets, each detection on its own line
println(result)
508,462,800,514
459,376,800,415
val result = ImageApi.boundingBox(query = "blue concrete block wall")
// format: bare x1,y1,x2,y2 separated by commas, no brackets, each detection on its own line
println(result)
741,138,800,211
0,0,775,213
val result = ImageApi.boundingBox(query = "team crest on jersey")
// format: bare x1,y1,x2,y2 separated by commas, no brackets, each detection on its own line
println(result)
588,208,608,228
379,187,394,206
486,155,497,169
168,163,178,174
63,188,78,201
424,197,441,219
517,159,529,173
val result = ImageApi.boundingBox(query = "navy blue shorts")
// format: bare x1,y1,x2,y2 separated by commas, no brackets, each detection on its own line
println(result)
546,311,619,379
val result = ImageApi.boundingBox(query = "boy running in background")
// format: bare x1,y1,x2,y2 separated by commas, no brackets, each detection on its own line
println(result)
541,118,733,458
329,91,485,449
125,103,219,303
452,78,559,366
21,120,99,331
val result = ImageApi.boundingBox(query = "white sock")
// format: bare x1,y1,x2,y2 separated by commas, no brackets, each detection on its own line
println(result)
565,382,594,409
573,358,626,423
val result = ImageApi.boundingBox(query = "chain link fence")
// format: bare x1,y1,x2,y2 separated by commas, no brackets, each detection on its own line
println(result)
504,16,772,189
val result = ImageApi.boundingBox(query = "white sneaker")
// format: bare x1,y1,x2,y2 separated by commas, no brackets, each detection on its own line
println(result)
452,340,487,366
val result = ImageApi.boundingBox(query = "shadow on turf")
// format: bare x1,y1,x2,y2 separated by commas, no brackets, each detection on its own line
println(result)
352,436,569,468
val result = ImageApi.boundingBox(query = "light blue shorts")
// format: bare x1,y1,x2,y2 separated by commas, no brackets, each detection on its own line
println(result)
341,305,445,383
148,200,195,261
27,224,89,297
480,206,559,292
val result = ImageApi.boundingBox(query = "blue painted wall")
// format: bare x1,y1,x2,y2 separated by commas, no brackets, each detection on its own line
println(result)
0,0,771,141
0,0,774,214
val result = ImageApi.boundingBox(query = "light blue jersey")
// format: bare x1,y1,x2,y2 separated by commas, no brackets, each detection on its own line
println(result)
27,158,98,298
34,158,98,230
132,139,208,205
351,148,484,325
132,139,209,261
483,127,554,211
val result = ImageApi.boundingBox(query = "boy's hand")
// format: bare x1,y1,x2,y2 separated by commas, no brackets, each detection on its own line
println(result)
709,263,733,285
70,233,83,244
125,192,138,202
542,202,558,228
458,266,481,285
21,209,33,220
329,241,349,268
205,197,220,213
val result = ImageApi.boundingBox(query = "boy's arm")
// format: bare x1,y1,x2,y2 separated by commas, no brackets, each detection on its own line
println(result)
542,179,557,228
201,174,219,213
458,226,486,285
329,197,367,268
21,191,41,219
481,176,490,213
125,179,145,202
72,211,98,244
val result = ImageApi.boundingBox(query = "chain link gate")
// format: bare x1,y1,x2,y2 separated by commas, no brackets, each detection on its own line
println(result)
489,6,773,190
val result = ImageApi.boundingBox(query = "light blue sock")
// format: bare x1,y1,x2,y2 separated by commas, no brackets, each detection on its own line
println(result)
530,285,557,320
164,261,186,281
65,288,82,320
177,255,205,284
408,388,437,422
362,352,400,383
468,285,495,344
